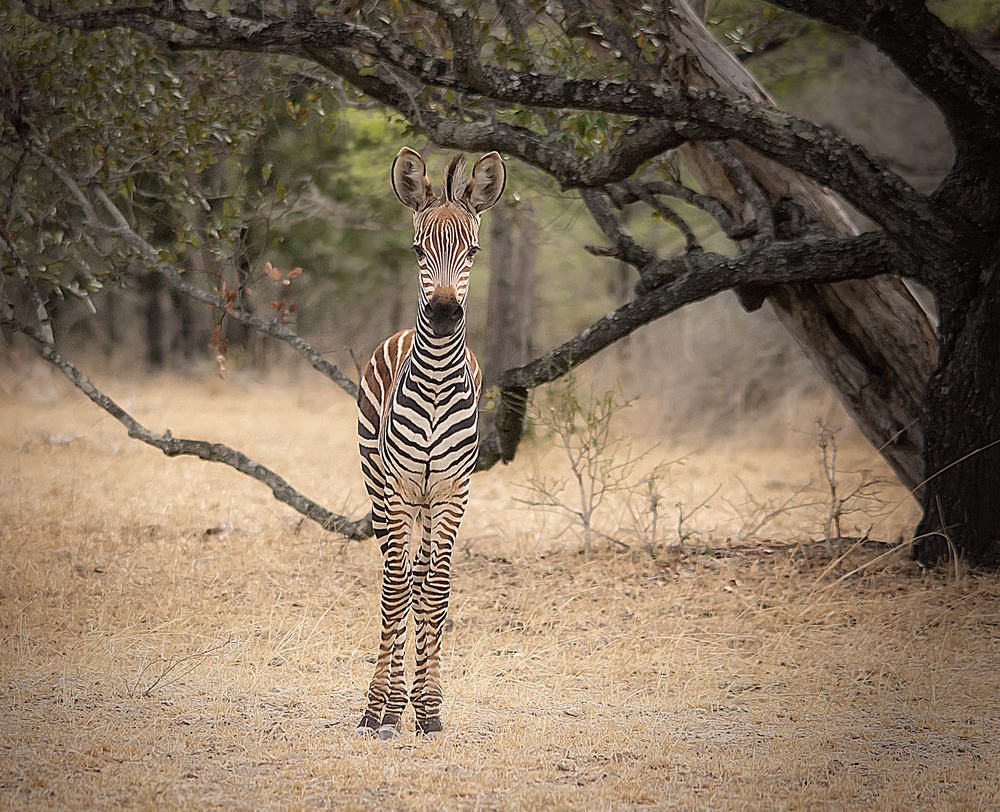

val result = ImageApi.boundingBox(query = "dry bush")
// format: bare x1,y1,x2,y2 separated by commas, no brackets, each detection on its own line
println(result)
2,360,997,811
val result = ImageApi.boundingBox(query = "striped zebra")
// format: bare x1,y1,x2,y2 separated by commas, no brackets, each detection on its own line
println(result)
356,147,506,738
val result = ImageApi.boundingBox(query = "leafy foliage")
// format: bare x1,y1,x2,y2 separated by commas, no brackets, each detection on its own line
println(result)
265,110,416,313
1,12,276,307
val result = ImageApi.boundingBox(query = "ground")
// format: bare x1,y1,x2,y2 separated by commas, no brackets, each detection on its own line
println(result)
1,361,998,811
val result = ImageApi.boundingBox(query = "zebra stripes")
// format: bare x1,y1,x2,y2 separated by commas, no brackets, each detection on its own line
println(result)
357,148,505,738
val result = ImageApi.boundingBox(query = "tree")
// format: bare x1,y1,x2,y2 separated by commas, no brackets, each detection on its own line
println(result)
4,0,1000,566
482,197,536,389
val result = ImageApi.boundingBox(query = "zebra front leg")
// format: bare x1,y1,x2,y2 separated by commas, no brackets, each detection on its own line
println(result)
359,501,415,738
410,511,433,730
412,498,463,737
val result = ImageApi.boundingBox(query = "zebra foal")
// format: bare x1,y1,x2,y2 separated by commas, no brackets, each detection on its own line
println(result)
356,147,505,738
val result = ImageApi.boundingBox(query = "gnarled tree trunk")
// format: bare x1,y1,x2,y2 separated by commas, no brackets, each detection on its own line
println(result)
669,0,938,496
914,255,1000,566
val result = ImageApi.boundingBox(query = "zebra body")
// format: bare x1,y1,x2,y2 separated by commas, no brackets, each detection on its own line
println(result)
357,148,504,738
359,329,481,528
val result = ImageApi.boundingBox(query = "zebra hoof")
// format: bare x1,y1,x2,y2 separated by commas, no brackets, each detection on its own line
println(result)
376,724,400,740
356,716,379,737
416,717,444,738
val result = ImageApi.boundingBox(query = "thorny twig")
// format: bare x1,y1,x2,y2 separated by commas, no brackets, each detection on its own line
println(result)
133,635,235,698
676,484,721,553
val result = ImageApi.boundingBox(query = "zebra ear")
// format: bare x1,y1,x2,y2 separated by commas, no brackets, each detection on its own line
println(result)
392,147,434,211
468,152,506,213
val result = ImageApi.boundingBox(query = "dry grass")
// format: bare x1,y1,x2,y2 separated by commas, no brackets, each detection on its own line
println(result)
2,361,999,811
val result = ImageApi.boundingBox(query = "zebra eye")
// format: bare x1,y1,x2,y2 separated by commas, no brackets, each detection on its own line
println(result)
467,246,479,260
412,244,426,259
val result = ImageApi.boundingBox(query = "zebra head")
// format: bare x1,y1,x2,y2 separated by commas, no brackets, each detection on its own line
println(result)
392,147,506,337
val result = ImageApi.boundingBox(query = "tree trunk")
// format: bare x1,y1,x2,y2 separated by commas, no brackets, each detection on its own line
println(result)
669,0,938,496
915,256,1000,567
482,198,536,389
143,271,165,369
475,199,536,470
169,287,197,360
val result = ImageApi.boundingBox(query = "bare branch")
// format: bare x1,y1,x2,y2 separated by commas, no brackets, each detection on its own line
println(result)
705,141,775,243
774,0,1000,136
579,188,660,269
771,0,1000,231
607,177,756,241
2,311,373,541
622,179,702,252
500,232,906,391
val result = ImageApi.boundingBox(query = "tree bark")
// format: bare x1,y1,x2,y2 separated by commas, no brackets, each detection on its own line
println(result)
482,199,536,389
668,0,938,496
915,256,1000,567
476,198,536,470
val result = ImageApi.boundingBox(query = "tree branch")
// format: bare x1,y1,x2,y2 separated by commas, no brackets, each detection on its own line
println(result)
772,0,1000,229
12,0,960,250
1,310,373,540
774,0,1000,136
2,229,55,345
606,177,757,241
500,232,906,391
705,141,775,243
5,143,370,538
580,188,660,269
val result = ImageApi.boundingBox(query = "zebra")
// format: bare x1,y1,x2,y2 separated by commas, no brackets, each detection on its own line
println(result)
356,147,506,738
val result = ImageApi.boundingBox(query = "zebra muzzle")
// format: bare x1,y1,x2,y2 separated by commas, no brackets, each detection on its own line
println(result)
425,287,463,336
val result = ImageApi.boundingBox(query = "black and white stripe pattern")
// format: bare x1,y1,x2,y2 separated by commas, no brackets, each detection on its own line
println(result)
356,148,505,738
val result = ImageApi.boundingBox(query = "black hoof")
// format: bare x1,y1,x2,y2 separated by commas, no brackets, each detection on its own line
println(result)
415,716,443,738
356,715,379,736
376,712,402,740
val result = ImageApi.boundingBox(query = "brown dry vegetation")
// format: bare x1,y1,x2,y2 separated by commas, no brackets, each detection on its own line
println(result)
2,360,999,811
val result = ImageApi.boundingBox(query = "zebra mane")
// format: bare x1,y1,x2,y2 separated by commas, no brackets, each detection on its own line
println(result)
442,155,469,205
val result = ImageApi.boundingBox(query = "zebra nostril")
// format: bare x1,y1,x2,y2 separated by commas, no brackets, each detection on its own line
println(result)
425,298,462,335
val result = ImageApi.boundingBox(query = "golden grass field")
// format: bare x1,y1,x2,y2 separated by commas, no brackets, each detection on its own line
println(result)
2,358,999,810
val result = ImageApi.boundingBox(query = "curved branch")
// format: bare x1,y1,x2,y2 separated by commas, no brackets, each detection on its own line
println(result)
775,0,1000,232
500,232,906,390
3,312,373,540
774,0,1000,138
305,44,687,190
705,141,775,243
622,180,701,252
415,0,487,90
580,189,660,269
29,145,359,398
12,0,957,248
607,177,756,241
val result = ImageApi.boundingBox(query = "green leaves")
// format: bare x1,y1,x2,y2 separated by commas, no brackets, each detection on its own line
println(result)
2,9,302,315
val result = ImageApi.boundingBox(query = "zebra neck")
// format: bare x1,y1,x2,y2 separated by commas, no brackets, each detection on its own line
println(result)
410,319,468,381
